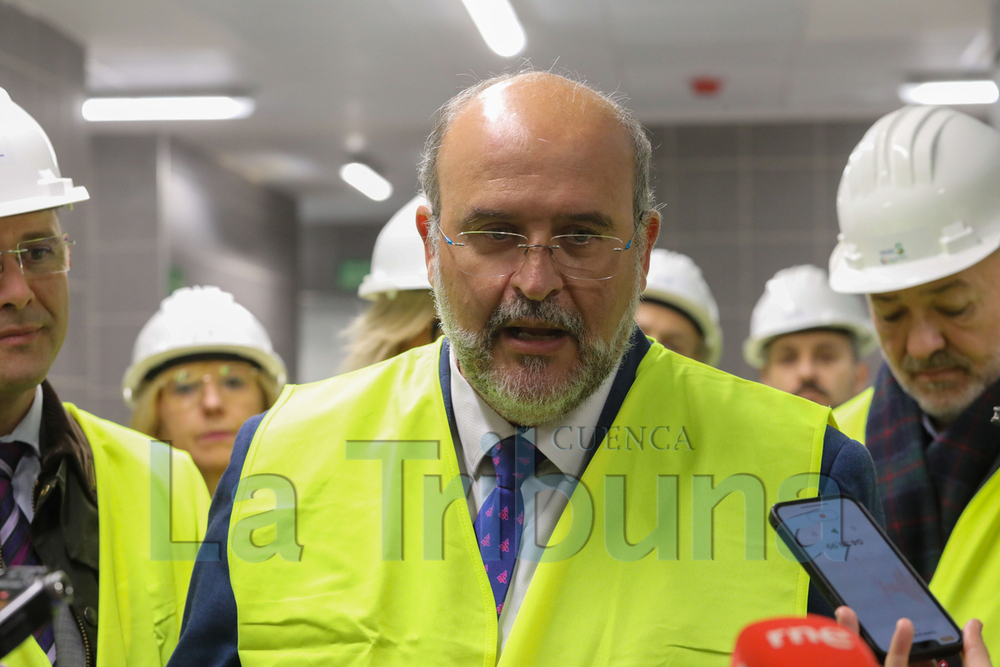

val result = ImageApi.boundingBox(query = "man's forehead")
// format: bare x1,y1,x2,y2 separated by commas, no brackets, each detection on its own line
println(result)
0,209,61,242
772,329,854,349
444,76,628,155
869,277,969,303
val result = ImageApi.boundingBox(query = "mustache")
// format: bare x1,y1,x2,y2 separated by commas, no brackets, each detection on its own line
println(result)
900,349,972,374
794,379,829,399
483,294,586,342
0,313,48,331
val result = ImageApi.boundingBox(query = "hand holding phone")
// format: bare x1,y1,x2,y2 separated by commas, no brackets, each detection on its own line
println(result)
770,495,963,662
836,607,993,667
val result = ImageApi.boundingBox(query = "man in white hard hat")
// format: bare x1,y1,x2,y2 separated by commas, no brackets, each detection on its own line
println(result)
829,105,1000,650
0,87,209,664
744,265,876,408
637,248,722,365
172,71,881,666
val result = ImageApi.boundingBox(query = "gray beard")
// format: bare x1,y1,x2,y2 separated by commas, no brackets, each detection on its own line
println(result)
887,346,1000,426
432,263,640,426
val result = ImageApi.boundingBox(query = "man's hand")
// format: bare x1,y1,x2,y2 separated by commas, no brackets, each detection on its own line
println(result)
835,606,992,666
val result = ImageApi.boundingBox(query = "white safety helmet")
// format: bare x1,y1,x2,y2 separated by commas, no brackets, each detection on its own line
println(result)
357,195,432,300
744,265,877,369
830,105,1000,294
122,286,287,407
642,249,723,366
0,88,89,218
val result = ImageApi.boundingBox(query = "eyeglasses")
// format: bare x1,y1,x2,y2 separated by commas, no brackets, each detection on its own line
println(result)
441,228,636,281
0,234,74,276
160,364,260,407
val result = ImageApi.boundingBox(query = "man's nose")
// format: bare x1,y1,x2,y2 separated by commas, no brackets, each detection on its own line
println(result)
905,315,946,360
796,356,818,380
509,246,564,302
0,255,33,310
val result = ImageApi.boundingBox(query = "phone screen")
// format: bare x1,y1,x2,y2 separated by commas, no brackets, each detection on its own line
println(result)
774,497,960,653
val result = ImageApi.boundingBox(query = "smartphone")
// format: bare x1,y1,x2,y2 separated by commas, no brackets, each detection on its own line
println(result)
770,495,963,662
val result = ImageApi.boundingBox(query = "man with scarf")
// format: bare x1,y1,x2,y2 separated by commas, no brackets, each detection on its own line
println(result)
830,104,1000,651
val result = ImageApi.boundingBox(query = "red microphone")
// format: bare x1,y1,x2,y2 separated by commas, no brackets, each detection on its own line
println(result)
731,615,879,666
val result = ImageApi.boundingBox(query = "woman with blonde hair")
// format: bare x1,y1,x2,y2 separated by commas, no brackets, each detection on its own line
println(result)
341,195,440,372
123,286,287,494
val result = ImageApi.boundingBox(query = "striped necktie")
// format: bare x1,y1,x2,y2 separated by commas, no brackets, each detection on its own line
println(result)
0,441,56,664
473,429,534,616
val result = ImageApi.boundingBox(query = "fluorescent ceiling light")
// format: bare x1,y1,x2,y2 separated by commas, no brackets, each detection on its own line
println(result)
339,162,392,201
898,80,999,106
459,0,526,57
82,96,255,121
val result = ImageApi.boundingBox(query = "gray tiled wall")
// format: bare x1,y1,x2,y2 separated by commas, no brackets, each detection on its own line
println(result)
87,135,162,422
3,3,298,427
649,120,876,379
0,3,98,409
88,135,299,426
163,139,299,385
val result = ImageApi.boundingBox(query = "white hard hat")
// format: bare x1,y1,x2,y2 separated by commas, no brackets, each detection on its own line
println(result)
830,105,1000,294
642,249,723,366
122,286,287,407
744,265,877,369
358,195,432,300
0,88,89,218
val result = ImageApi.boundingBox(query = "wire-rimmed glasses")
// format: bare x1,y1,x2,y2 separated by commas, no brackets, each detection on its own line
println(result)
0,234,74,276
441,228,636,281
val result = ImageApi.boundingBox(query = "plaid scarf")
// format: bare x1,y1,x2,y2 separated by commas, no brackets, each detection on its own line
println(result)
866,363,1000,581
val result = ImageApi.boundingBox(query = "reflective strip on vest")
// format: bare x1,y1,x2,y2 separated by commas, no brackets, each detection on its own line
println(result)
229,340,829,666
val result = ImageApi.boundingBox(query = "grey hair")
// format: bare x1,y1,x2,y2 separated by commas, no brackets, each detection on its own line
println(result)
417,70,657,253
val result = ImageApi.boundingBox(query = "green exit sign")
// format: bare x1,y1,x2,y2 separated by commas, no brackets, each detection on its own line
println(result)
337,259,371,293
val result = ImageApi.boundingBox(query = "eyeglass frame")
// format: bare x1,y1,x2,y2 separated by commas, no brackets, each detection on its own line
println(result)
157,363,262,407
0,233,75,276
439,226,638,281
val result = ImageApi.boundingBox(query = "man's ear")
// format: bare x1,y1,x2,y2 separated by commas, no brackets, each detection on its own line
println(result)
417,205,435,282
639,211,661,292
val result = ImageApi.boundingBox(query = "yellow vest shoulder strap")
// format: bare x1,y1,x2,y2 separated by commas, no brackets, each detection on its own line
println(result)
62,405,210,667
832,386,873,444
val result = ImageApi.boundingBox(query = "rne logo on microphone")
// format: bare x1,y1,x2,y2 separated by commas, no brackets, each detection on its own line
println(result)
765,625,856,651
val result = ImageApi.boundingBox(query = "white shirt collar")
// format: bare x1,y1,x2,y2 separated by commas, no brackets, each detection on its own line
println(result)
0,384,43,457
449,344,615,480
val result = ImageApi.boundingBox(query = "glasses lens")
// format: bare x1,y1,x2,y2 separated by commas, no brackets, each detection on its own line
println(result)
550,234,625,280
449,231,525,278
18,236,70,275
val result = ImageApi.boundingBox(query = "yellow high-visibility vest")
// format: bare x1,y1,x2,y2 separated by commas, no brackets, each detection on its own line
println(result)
832,388,1000,651
229,341,831,666
832,387,872,444
4,405,210,667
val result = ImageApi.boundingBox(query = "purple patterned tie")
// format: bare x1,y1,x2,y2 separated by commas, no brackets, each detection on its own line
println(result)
473,429,533,616
0,441,56,664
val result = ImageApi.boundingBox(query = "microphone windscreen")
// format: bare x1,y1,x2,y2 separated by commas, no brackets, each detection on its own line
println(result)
730,615,879,667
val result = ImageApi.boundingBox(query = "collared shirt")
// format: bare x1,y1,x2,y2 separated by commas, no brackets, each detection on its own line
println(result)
448,346,615,651
0,384,43,521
